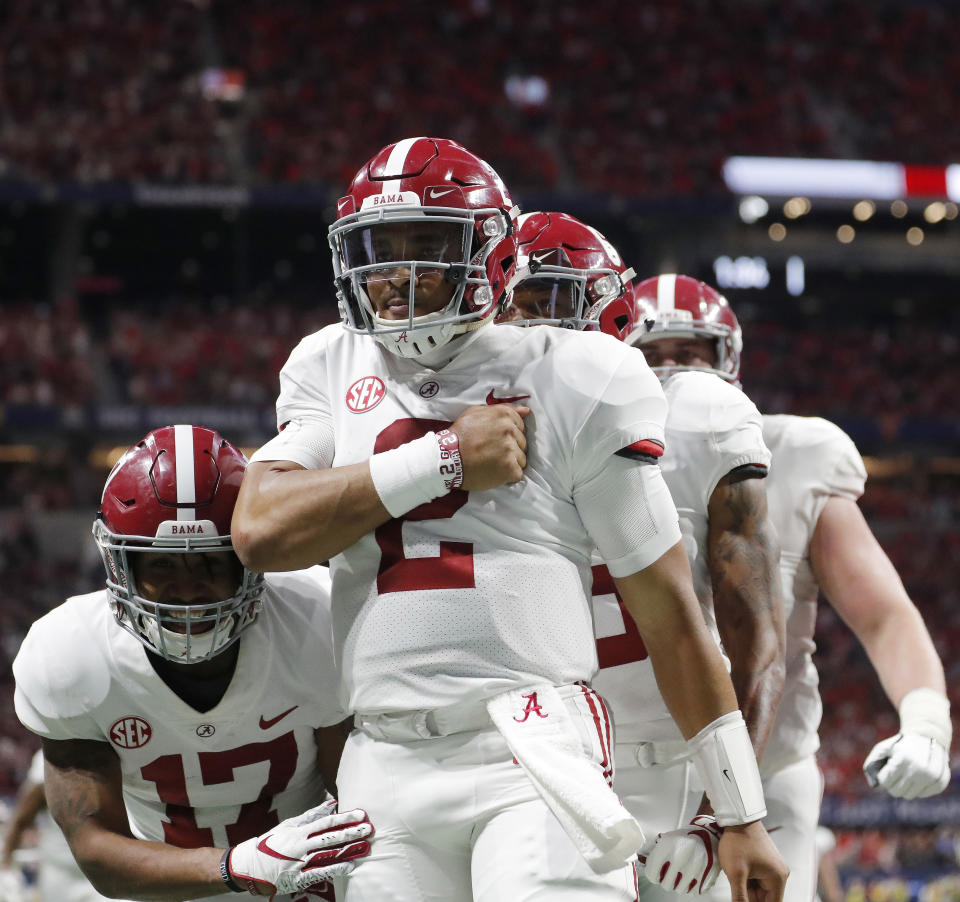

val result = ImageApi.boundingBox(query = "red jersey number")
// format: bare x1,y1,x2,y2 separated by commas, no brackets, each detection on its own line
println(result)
593,564,649,668
374,419,474,594
141,732,298,847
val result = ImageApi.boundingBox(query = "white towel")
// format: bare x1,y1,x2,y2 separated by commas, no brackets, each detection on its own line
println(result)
486,684,646,874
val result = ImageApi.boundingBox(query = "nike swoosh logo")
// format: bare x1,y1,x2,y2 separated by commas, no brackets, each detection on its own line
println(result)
486,389,531,405
722,768,731,781
429,187,457,198
531,250,553,263
257,835,301,862
259,705,299,729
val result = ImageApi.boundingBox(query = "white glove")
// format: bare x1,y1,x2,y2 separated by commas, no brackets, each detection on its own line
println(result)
863,732,950,799
642,815,723,895
863,688,952,800
228,800,373,899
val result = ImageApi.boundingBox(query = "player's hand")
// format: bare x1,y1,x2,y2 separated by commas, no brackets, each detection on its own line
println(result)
717,821,788,902
228,800,373,899
642,815,723,894
450,404,530,490
863,732,951,799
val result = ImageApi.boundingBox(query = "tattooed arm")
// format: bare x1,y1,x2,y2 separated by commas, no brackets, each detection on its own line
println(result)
707,468,786,756
42,738,227,901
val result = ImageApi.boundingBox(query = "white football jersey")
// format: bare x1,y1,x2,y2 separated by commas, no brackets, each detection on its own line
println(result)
592,372,771,742
13,566,342,900
760,415,866,774
253,323,678,714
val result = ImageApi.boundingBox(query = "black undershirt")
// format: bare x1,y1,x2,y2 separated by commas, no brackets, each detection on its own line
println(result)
146,650,236,713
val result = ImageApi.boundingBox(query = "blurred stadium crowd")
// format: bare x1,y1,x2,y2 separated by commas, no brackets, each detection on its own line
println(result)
1,0,959,894
3,0,960,193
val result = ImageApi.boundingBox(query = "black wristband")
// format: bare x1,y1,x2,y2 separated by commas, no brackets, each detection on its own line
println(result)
220,849,244,893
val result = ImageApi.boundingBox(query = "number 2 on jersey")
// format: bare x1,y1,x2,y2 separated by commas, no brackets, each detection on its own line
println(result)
374,419,475,594
593,564,648,667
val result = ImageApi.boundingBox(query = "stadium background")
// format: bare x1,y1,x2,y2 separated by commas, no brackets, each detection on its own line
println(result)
0,0,958,898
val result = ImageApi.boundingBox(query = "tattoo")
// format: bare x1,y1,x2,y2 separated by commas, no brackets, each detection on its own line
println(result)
42,739,126,840
708,475,785,753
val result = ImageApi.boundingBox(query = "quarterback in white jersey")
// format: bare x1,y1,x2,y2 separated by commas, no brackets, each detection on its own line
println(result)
628,279,951,902
13,427,372,902
234,148,787,902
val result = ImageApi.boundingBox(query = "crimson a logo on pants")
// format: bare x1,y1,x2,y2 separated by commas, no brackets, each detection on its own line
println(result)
109,715,152,749
513,692,549,723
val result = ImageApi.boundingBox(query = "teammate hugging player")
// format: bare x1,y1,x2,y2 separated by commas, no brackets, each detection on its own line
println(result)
14,425,372,902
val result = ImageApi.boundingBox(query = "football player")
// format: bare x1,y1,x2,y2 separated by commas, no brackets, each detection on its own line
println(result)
625,277,951,902
504,228,785,900
231,137,787,902
13,425,373,902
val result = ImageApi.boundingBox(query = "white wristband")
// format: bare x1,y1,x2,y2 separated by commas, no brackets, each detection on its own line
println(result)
368,432,449,518
688,711,766,827
899,688,952,749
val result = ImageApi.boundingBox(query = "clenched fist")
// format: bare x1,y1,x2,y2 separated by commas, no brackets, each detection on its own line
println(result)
450,404,530,491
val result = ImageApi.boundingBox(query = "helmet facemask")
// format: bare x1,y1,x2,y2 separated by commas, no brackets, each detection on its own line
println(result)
93,519,264,664
626,310,742,384
503,247,635,330
330,205,511,358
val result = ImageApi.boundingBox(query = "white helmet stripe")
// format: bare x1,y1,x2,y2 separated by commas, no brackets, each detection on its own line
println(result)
173,424,196,521
381,136,424,197
657,273,677,312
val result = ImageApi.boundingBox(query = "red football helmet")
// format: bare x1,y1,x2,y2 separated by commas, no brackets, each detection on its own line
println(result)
498,211,635,330
93,425,264,663
625,274,743,383
329,136,520,358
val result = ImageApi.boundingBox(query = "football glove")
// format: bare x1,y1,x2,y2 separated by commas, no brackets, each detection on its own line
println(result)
863,688,951,800
642,815,723,894
228,800,372,899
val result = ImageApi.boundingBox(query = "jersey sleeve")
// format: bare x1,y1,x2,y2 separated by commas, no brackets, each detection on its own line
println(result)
250,329,336,469
575,453,682,577
556,335,680,576
13,615,107,742
664,373,771,508
823,425,867,502
567,336,669,483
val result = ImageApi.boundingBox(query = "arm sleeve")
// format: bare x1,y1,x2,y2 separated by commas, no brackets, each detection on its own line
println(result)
576,453,682,578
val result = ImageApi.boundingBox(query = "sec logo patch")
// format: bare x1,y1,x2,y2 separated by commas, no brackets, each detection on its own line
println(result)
109,716,152,749
346,376,386,413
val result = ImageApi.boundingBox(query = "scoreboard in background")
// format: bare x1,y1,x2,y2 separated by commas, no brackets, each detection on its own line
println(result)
712,255,805,296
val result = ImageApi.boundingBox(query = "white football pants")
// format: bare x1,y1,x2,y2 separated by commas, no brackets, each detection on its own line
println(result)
335,689,639,902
